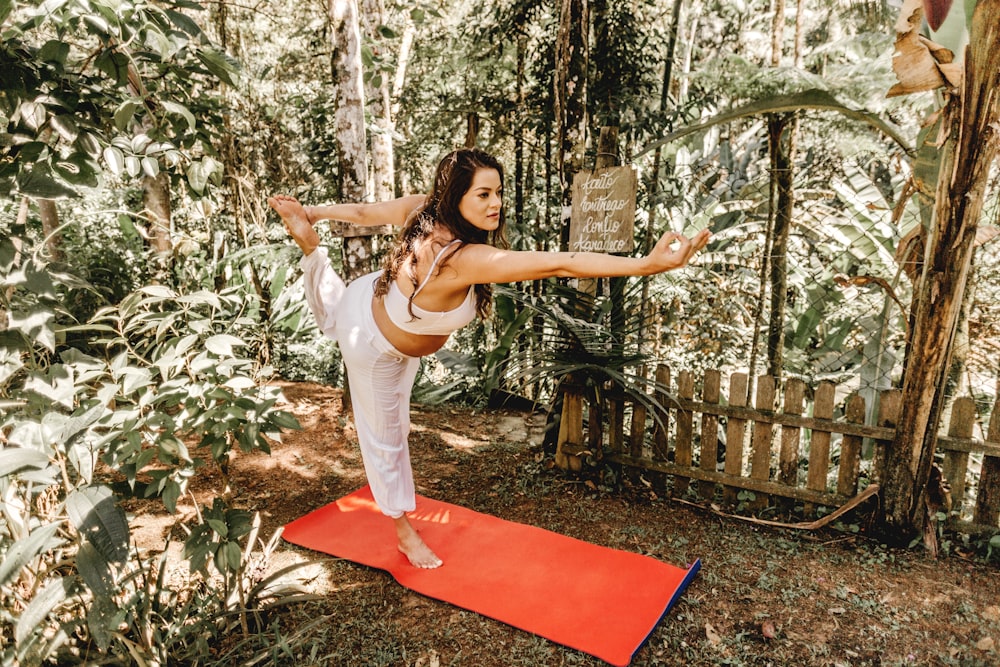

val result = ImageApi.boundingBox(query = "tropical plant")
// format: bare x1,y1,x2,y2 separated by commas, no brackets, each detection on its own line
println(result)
0,228,311,664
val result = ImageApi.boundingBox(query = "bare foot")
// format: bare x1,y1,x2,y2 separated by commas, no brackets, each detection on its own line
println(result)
394,515,442,569
267,195,320,254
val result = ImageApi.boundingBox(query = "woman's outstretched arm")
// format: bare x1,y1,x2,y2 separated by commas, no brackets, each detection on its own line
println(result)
305,194,426,227
454,228,712,284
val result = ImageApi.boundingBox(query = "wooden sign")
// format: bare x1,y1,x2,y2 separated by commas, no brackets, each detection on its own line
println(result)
569,166,637,254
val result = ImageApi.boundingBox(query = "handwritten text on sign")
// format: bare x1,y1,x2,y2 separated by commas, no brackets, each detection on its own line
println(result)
569,167,637,253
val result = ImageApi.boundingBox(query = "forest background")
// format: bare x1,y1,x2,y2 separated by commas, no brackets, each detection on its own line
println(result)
2,0,1000,664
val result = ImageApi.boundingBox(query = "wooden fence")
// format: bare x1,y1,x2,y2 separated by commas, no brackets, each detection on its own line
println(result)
554,365,1000,530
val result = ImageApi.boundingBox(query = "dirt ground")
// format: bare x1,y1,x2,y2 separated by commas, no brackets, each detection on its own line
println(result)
127,381,1000,666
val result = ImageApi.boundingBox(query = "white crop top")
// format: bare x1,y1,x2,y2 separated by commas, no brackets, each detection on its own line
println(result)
383,239,477,336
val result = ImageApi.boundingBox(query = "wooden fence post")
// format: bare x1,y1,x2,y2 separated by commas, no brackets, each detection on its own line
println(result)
750,375,777,508
837,394,866,496
652,364,671,493
699,370,721,498
941,397,976,514
805,381,836,514
974,399,1000,526
722,372,749,505
778,378,806,509
674,370,694,496
872,389,902,489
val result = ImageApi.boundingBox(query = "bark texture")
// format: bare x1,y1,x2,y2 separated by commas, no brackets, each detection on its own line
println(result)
879,0,1000,541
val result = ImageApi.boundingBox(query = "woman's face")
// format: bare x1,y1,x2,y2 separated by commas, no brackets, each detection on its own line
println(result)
457,168,503,232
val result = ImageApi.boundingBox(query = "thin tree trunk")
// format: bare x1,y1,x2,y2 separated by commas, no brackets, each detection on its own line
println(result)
360,0,394,201
765,113,797,378
879,0,1000,543
142,171,172,281
641,0,684,350
465,112,480,148
330,0,373,280
515,33,526,230
764,0,799,380
37,199,63,264
555,0,588,252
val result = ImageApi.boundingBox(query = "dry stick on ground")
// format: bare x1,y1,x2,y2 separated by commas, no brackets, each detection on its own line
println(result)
671,484,880,530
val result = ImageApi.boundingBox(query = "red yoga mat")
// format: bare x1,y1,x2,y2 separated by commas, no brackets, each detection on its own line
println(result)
283,486,699,665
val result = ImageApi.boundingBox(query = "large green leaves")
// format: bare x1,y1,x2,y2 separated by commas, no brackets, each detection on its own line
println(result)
65,485,130,566
637,89,913,158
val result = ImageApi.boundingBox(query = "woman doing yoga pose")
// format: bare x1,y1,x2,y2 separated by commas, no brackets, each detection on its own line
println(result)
268,148,711,569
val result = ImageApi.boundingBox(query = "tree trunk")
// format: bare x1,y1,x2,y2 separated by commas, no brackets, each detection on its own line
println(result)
639,0,684,350
360,0,395,201
330,0,373,281
554,0,588,252
765,113,797,378
879,0,1000,543
142,171,172,282
37,199,64,264
465,112,480,148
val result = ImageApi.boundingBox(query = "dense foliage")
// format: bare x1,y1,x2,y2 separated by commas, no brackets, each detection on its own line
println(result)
2,0,998,663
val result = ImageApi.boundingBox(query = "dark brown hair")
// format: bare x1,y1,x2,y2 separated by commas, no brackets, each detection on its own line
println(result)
374,148,508,319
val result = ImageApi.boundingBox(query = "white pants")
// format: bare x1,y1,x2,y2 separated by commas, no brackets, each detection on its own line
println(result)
300,250,420,518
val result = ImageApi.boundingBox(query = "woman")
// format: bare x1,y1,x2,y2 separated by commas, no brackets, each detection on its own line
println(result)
269,148,711,569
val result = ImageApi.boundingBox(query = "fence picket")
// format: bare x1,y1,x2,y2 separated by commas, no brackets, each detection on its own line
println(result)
750,376,777,508
974,399,1000,526
779,379,806,487
942,397,976,513
674,371,694,495
722,372,749,504
837,394,866,496
805,382,836,501
873,389,902,485
652,365,671,493
591,364,998,528
699,370,721,498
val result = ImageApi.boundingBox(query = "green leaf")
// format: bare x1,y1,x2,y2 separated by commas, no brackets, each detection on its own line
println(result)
75,542,116,599
186,159,209,194
65,486,130,565
0,447,51,477
205,334,244,357
49,114,79,142
0,0,14,24
113,101,138,132
161,100,195,131
24,365,75,409
164,8,204,37
162,478,181,513
8,307,55,352
16,162,77,199
37,39,70,65
53,152,99,188
195,47,239,86
268,410,301,431
0,523,63,589
637,89,914,158
103,145,125,176
15,575,77,644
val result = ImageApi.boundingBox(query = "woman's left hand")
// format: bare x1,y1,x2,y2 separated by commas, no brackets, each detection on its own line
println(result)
646,228,712,273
